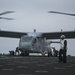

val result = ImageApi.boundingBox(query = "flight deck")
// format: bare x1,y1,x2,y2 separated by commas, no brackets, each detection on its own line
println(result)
0,56,75,75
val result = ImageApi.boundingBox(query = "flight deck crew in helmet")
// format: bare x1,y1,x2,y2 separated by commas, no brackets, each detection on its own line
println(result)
59,35,67,63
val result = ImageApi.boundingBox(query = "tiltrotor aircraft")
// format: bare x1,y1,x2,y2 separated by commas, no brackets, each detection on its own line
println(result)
0,29,75,56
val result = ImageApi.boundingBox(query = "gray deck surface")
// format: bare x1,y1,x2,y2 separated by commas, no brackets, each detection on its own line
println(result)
0,56,75,75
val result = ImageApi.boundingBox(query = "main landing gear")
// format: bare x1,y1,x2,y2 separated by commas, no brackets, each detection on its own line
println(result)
21,51,29,56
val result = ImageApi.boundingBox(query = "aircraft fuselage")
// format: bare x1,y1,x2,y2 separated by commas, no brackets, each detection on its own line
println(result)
18,33,51,55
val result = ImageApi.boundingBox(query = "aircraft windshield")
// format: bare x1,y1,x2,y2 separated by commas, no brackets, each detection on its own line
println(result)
21,36,33,42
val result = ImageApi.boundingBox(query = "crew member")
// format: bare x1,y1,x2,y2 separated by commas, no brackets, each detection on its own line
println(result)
59,35,67,63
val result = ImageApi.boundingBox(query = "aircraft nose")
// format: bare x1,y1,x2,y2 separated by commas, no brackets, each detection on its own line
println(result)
21,42,32,50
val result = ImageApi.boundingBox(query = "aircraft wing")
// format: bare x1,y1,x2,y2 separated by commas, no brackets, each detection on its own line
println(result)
43,31,75,39
0,30,75,39
0,30,27,38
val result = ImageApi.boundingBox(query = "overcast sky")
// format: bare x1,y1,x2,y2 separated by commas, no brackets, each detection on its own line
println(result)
0,0,75,56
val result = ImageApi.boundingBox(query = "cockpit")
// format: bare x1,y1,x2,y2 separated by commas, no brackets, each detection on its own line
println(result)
20,35,33,42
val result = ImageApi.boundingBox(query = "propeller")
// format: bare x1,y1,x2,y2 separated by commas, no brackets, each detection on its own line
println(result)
0,17,14,20
0,11,15,20
0,11,15,16
48,11,75,16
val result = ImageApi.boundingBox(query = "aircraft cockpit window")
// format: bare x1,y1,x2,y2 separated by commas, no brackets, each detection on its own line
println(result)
21,36,33,42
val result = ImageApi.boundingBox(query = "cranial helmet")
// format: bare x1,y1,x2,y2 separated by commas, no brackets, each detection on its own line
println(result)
60,35,65,39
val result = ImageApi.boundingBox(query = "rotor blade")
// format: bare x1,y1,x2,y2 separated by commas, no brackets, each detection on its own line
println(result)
0,17,14,20
0,11,15,16
48,11,75,16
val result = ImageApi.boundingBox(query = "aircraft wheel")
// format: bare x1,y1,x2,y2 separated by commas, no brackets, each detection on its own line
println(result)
21,53,25,56
48,52,52,57
25,52,29,56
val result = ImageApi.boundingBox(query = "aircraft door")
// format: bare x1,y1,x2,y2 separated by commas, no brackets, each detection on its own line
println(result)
31,37,39,51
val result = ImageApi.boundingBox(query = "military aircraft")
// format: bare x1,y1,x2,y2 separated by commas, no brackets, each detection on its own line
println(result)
0,11,14,20
0,29,75,56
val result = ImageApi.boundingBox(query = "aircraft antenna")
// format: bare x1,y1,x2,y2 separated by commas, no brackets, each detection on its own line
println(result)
34,29,36,32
